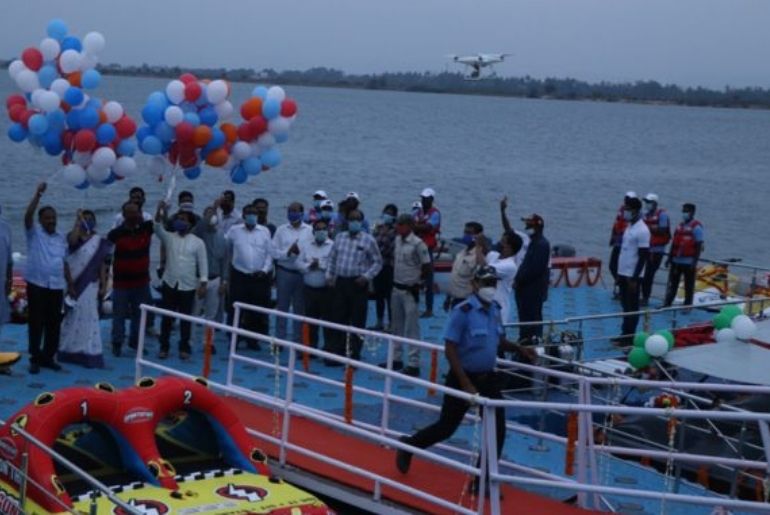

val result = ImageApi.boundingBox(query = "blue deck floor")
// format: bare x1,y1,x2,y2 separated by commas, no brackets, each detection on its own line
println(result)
0,286,745,514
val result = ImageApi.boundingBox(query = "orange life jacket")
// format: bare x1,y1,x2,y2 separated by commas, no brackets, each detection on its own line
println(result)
671,220,702,258
415,206,441,250
643,208,671,248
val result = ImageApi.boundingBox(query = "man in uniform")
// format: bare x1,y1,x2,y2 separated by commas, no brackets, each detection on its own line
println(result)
664,203,704,308
640,193,670,306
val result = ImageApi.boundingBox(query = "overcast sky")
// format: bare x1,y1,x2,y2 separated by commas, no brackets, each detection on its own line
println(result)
2,0,769,89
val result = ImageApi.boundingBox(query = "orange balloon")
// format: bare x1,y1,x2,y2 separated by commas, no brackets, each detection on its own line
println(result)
240,97,263,120
192,125,212,147
99,110,108,124
205,148,229,167
68,71,82,87
220,123,237,144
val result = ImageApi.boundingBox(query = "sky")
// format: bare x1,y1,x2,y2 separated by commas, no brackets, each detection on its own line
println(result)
1,0,769,89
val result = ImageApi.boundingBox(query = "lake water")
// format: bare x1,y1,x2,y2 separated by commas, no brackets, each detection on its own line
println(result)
1,74,769,267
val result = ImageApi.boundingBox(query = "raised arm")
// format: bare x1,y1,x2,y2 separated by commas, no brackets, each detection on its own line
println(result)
500,196,512,234
25,182,47,231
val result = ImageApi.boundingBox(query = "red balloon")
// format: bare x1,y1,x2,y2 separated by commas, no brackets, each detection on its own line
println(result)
184,82,202,102
114,116,137,138
249,116,267,136
6,94,27,111
179,152,198,168
175,122,195,143
179,73,198,85
74,130,97,152
21,48,43,72
237,122,255,142
62,131,74,150
280,99,298,117
168,142,180,165
8,104,25,123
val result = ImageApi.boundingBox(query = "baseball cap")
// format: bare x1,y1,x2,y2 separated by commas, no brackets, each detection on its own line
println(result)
320,199,334,209
644,193,659,203
313,190,328,199
420,187,435,198
521,213,544,228
345,192,360,201
625,191,638,199
474,265,499,281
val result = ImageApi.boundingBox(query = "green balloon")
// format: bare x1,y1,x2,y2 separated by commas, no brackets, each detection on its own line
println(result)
720,305,743,323
628,347,652,370
713,313,731,330
633,332,649,348
656,329,675,350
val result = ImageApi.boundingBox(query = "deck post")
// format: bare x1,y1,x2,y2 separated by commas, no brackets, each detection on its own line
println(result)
226,304,241,387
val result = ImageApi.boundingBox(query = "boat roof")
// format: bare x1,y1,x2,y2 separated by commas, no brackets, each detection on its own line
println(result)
664,340,770,386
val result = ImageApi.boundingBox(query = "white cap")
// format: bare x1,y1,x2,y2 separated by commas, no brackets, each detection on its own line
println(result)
320,199,334,209
345,191,360,200
313,190,328,199
625,191,638,199
421,187,436,198
411,201,421,209
644,193,659,203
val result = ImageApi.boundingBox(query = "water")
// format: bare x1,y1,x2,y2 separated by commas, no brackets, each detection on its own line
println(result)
2,74,769,266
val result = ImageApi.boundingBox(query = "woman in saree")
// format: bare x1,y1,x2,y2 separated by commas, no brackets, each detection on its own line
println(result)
58,210,112,368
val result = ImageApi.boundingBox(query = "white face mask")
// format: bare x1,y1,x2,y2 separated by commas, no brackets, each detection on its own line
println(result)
477,287,496,304
525,227,536,236
208,215,218,227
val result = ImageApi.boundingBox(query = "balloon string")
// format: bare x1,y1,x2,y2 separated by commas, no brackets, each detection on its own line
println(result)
164,165,178,204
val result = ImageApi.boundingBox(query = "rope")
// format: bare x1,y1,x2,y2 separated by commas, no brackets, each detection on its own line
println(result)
458,398,482,508
565,412,578,476
428,350,438,396
201,326,213,378
344,332,354,424
660,408,678,515
301,322,310,372
271,337,281,438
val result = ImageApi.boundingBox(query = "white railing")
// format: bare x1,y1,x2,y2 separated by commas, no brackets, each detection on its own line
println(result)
135,303,770,514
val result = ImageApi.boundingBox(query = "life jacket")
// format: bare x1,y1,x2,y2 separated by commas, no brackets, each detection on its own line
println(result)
611,205,627,246
416,206,441,250
671,219,702,258
643,208,671,247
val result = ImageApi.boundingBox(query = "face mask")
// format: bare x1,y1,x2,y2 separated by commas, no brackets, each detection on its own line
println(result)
314,200,322,209
288,211,303,224
321,210,333,220
461,234,474,247
477,287,496,304
80,219,96,233
622,210,632,222
314,230,328,243
525,227,537,236
244,214,258,227
172,219,190,234
348,220,362,233
208,215,218,227
381,213,395,225
682,212,692,223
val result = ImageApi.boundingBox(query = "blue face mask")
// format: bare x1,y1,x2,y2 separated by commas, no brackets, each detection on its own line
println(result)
682,212,692,223
80,219,96,233
381,213,395,225
314,230,328,243
348,220,362,233
321,210,333,220
622,210,633,222
172,219,190,233
244,214,258,226
287,211,303,224
461,234,474,246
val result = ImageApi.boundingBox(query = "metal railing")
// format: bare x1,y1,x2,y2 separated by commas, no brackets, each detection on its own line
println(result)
131,302,770,514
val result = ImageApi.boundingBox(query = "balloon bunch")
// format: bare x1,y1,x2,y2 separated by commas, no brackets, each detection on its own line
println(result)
137,74,236,182
628,329,675,369
713,305,756,341
4,19,138,189
227,85,298,184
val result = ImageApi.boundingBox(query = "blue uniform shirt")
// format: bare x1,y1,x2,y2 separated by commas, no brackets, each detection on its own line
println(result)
443,294,503,373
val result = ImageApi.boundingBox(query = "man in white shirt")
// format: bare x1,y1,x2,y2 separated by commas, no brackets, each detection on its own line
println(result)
225,203,273,349
614,197,651,345
272,201,313,342
154,202,208,360
297,220,334,349
485,230,523,323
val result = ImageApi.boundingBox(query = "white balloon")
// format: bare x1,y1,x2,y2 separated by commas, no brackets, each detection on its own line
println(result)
86,163,111,183
266,86,286,102
164,105,184,126
82,32,106,55
102,101,124,123
80,53,99,71
8,60,25,80
39,91,61,112
39,38,61,61
715,328,736,343
61,164,86,186
113,157,137,178
59,49,82,74
268,117,290,136
50,78,71,98
644,335,669,358
731,315,757,340
206,80,228,104
30,89,46,109
92,147,117,169
72,151,92,167
15,69,40,93
149,156,168,179
165,80,185,104
256,133,275,149
232,141,252,160
214,100,234,121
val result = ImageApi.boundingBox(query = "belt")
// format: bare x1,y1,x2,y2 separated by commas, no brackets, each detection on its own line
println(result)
232,267,268,278
276,264,301,275
393,282,419,291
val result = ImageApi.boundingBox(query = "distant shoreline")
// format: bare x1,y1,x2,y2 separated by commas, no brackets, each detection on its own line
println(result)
4,60,770,110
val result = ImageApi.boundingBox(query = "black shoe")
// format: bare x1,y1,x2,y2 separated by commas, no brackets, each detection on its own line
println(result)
395,436,412,474
41,361,62,371
29,363,40,375
402,366,420,377
379,360,403,371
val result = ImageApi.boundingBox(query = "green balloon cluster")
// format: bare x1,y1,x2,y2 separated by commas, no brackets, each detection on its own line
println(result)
633,331,649,348
656,329,675,350
713,305,743,330
628,347,652,370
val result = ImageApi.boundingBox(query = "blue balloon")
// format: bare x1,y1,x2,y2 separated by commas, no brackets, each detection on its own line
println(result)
102,172,117,185
274,132,289,144
38,65,59,88
7,123,28,143
153,121,174,144
242,156,262,176
183,112,200,126
75,180,90,190
61,36,82,52
136,126,152,142
203,127,225,151
252,86,268,99
260,147,281,168
47,110,66,132
81,69,101,90
47,19,68,41
28,114,49,136
96,123,117,145
230,165,247,184
199,106,218,127
183,166,202,180
195,91,209,107
85,98,102,110
262,99,281,120
179,101,197,113
78,108,99,129
64,87,84,106
66,109,81,130
141,135,162,155
116,139,136,157
141,104,164,126
147,91,168,108
43,131,62,156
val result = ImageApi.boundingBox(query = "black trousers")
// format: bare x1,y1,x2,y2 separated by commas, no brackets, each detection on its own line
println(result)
160,283,196,353
326,277,368,359
304,285,331,348
515,289,544,341
609,246,621,286
641,252,665,302
228,268,271,338
405,370,506,464
27,283,63,365
664,263,697,307
619,276,640,342
373,264,393,323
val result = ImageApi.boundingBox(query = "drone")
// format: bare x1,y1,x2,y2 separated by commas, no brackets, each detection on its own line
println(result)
447,53,510,81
